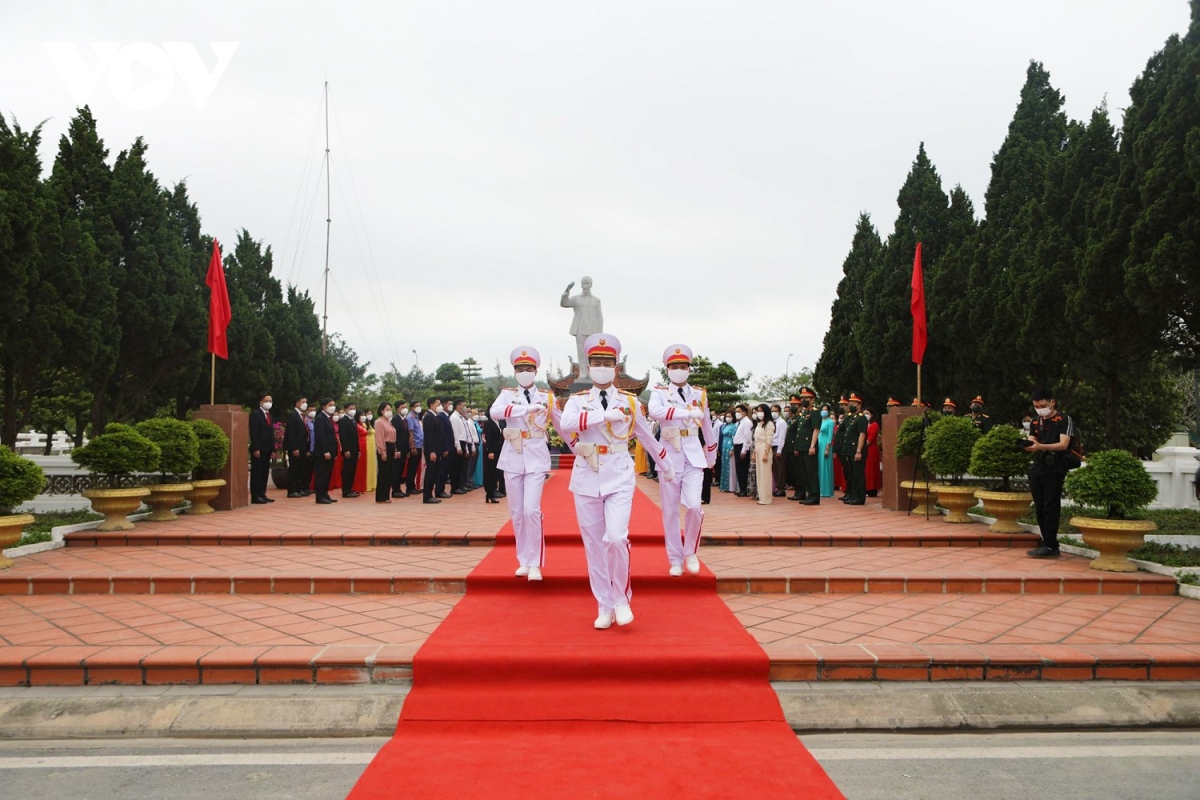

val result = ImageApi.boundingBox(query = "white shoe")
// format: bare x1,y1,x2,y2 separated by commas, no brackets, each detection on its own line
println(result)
527,566,542,581
685,555,701,575
515,566,530,577
594,613,614,630
614,604,634,626
668,564,684,577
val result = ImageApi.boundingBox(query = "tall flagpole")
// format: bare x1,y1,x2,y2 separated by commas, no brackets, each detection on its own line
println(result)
321,81,331,356
211,353,216,405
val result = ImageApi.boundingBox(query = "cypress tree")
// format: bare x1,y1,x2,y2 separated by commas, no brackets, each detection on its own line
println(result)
814,213,881,401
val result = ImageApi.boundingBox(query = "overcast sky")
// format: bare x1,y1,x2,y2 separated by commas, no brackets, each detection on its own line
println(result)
3,1,1191,387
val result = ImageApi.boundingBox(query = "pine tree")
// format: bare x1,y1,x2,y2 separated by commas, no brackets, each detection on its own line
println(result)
813,213,880,401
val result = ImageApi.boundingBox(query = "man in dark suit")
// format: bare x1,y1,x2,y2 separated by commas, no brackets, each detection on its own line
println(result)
390,399,411,498
421,397,447,504
284,396,309,498
437,397,456,497
338,402,361,498
481,408,503,502
249,394,275,504
313,398,339,504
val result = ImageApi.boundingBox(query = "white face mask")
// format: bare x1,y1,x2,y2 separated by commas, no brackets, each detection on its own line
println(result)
754,412,763,421
307,410,316,419
781,410,790,419
735,412,744,421
261,401,272,411
667,368,689,385
333,413,342,422
1022,421,1031,431
347,409,357,418
515,371,537,388
384,410,394,420
725,416,732,424
413,406,421,414
589,366,616,385
771,411,780,421
1035,406,1053,418
325,405,335,415
398,408,408,418
299,402,308,411
364,414,372,422
864,414,872,421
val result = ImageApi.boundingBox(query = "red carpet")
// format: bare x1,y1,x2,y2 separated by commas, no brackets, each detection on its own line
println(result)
348,474,843,799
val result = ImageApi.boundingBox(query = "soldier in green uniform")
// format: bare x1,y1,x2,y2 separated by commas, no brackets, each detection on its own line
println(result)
785,394,805,501
795,387,822,505
841,392,868,505
833,395,849,499
968,395,994,434
941,397,957,417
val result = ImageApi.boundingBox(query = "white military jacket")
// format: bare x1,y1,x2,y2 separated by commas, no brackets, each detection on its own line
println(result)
489,387,553,474
647,383,718,471
558,386,667,498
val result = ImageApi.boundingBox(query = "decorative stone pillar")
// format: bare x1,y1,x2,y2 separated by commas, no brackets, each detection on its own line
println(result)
194,404,248,510
882,405,923,511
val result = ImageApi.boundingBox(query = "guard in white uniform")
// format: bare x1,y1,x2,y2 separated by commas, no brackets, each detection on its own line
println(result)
489,347,553,582
647,345,718,577
558,333,671,630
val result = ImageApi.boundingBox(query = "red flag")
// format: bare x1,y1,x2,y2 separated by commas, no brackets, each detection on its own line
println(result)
911,242,927,364
206,240,232,359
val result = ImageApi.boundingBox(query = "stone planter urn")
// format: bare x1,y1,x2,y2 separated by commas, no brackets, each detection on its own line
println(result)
0,514,34,569
185,479,227,514
899,480,937,516
932,484,979,524
83,487,151,531
974,490,1032,534
1071,516,1158,572
144,483,193,522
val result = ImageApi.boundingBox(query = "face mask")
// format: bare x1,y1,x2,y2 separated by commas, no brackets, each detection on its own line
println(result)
261,401,272,411
943,410,954,416
820,410,829,418
325,405,335,415
1035,406,1053,418
299,402,308,411
781,410,791,419
848,405,859,413
753,412,763,421
771,412,780,420
333,414,342,422
801,399,811,408
398,409,408,418
413,406,422,414
970,405,982,413
307,410,316,419
515,371,537,388
734,412,744,421
667,368,689,385
864,414,872,421
384,410,394,420
347,409,357,418
1021,421,1031,431
364,414,372,422
589,366,615,385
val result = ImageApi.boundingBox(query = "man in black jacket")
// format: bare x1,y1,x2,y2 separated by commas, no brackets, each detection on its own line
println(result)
390,400,411,498
313,398,339,504
481,409,503,502
421,398,447,504
437,397,456,497
249,394,275,504
338,402,361,498
284,396,309,498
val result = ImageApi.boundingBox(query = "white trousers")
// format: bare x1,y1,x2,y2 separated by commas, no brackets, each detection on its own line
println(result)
573,485,634,614
504,471,545,568
660,460,704,566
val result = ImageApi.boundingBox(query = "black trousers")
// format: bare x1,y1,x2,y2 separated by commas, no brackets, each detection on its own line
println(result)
405,449,422,494
341,451,359,495
1030,470,1065,548
734,444,750,494
848,454,866,502
838,454,852,494
802,450,820,500
786,452,803,497
287,450,305,494
449,445,466,492
701,467,712,503
300,453,314,492
250,453,271,499
314,455,333,501
391,447,406,494
424,453,442,500
376,445,394,502
483,455,500,497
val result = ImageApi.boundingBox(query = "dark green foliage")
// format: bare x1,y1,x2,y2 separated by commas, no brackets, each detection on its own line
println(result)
23,509,102,536
894,415,928,459
135,417,200,477
969,424,1032,491
814,214,880,400
1063,449,1159,519
922,415,979,483
71,426,160,476
700,361,747,411
191,419,230,473
0,445,44,511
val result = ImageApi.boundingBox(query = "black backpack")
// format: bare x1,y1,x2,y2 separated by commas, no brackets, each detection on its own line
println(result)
1062,415,1083,470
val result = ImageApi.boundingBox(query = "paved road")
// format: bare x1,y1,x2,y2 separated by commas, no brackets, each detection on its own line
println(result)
2,730,1199,798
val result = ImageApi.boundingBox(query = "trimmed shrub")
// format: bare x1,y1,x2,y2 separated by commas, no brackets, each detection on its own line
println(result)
135,418,200,478
922,415,980,484
1064,449,1158,519
969,424,1032,492
71,428,160,476
895,415,929,459
0,445,44,512
191,419,230,474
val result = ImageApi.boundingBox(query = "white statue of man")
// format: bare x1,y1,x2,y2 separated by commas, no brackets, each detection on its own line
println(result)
561,276,604,380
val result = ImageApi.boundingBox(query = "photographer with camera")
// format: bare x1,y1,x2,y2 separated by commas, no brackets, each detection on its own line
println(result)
1023,387,1075,558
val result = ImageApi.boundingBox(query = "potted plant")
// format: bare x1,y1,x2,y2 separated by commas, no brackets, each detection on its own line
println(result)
186,419,230,514
134,418,201,522
270,421,289,490
0,445,44,569
896,414,936,516
1064,449,1159,572
921,415,981,523
969,425,1033,533
71,424,160,531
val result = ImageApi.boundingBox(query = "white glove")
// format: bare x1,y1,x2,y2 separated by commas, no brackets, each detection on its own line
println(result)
688,408,704,420
662,466,677,484
528,403,546,413
603,407,626,423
